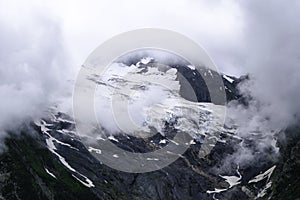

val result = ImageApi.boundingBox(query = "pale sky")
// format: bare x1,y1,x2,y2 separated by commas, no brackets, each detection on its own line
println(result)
1,0,300,137
0,0,245,76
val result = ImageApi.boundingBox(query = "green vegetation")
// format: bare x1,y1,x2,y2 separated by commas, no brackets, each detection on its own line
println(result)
0,132,99,200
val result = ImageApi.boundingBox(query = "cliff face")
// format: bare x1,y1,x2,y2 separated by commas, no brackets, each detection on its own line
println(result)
0,63,244,200
0,133,99,200
268,126,300,200
0,61,299,200
0,125,243,200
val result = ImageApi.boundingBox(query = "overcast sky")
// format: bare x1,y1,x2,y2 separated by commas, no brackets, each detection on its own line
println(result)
0,0,247,75
0,0,300,143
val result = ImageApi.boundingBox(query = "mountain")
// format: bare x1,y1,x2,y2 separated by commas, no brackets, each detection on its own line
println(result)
267,126,300,199
0,58,298,200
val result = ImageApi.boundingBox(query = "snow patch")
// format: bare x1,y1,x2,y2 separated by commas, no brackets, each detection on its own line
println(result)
219,165,242,188
207,188,228,194
146,158,159,161
108,135,119,142
159,139,167,144
248,165,276,183
88,147,102,154
256,181,272,199
45,168,56,179
223,75,234,83
139,57,153,65
72,174,95,188
208,70,213,77
187,65,195,70
35,120,95,188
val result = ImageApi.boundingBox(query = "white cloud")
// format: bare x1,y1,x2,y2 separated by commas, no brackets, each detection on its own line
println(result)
0,2,71,138
1,0,300,159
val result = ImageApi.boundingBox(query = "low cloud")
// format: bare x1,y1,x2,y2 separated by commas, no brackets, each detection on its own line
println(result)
237,0,300,129
0,0,299,161
221,0,300,169
0,4,71,150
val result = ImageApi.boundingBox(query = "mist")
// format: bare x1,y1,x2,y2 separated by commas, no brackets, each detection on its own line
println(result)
236,0,300,127
221,0,300,170
0,0,299,161
0,3,71,151
0,0,242,149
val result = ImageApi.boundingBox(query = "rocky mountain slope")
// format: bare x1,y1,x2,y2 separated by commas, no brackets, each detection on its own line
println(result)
0,58,298,200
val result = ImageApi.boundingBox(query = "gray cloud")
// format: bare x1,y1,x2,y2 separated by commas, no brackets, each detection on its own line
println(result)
220,0,300,169
0,0,299,161
0,6,71,150
238,0,300,128
230,0,300,130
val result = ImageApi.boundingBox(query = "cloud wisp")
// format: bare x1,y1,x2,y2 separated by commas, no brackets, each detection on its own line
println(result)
0,4,71,151
221,0,300,169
